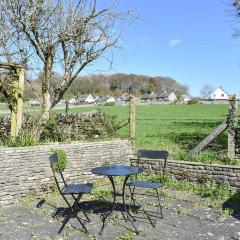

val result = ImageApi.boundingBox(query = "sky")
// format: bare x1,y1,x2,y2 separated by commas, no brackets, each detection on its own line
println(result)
83,0,240,97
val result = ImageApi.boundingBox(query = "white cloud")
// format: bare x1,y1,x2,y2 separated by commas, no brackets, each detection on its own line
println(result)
168,39,182,47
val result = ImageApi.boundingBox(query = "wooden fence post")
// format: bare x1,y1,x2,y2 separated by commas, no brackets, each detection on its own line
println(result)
16,67,24,136
129,96,136,140
227,95,238,159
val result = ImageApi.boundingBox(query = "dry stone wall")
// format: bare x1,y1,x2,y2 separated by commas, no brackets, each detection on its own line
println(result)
131,158,240,188
0,139,134,206
0,112,115,141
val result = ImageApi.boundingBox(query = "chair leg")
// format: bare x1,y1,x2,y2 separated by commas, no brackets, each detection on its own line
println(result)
58,193,88,234
129,186,138,213
156,188,163,219
58,213,71,234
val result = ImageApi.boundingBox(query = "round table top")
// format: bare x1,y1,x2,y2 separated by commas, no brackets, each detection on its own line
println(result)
91,165,142,176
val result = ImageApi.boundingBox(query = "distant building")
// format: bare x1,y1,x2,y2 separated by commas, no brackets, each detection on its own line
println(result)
141,92,155,102
103,96,116,103
78,94,95,103
29,99,40,106
181,95,191,103
69,98,77,104
210,87,229,100
116,95,130,105
156,91,177,102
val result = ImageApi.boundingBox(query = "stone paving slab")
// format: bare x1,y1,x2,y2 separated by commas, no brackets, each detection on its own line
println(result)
1,191,240,240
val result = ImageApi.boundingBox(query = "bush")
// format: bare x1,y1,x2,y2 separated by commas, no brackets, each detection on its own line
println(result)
51,149,68,172
0,129,36,147
104,102,115,106
187,99,198,105
0,112,117,147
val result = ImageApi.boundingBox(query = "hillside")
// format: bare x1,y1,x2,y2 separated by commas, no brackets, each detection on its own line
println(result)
67,73,188,97
23,73,189,100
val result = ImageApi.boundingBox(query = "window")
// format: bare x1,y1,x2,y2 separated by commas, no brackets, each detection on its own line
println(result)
221,94,224,97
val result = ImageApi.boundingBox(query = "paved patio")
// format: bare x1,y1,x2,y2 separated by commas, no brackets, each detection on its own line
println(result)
0,187,240,240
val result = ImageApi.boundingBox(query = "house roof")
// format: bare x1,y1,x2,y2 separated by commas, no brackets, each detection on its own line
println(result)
78,94,92,101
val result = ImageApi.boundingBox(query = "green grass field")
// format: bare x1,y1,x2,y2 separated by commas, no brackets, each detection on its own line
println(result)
65,104,232,164
1,103,235,164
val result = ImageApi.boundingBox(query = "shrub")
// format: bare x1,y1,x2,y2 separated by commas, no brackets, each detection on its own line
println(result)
0,129,36,147
198,183,231,199
187,99,198,105
104,101,115,106
51,149,68,172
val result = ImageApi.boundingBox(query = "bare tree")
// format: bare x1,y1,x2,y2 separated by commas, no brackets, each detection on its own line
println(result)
200,84,214,100
0,0,132,119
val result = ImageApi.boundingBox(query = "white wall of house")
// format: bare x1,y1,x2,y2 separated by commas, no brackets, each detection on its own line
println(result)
168,92,177,102
85,94,95,103
210,88,229,100
182,95,191,102
106,96,115,103
69,98,77,104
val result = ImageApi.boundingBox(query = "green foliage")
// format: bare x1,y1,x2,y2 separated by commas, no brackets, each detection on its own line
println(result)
176,151,223,164
117,232,134,240
0,129,36,147
187,99,199,105
0,111,118,146
105,101,116,106
198,183,231,199
92,189,112,200
40,112,117,142
51,149,68,172
146,174,233,200
0,93,6,102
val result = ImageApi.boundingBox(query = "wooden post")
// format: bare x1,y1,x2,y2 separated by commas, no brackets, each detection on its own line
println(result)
0,63,25,138
10,109,17,138
10,76,19,138
227,95,238,159
129,96,136,140
189,120,228,154
65,100,69,114
16,67,24,136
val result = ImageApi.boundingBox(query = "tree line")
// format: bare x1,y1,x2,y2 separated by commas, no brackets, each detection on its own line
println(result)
22,73,189,100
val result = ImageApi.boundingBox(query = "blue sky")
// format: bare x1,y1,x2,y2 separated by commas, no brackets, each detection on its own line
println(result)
84,1,240,97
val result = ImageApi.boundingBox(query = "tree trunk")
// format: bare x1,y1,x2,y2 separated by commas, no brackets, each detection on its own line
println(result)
42,55,53,119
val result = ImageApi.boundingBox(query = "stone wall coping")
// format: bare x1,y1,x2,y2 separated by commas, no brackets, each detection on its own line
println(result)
0,138,132,151
131,157,240,170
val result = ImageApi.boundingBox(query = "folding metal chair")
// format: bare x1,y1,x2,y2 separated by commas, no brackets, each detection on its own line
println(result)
126,149,169,226
49,154,93,233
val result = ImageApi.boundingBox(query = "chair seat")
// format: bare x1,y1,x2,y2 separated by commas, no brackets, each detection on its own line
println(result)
63,183,93,195
126,180,163,189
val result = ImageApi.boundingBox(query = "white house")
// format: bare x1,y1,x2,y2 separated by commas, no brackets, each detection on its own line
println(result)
210,87,229,100
105,96,115,103
69,98,77,104
182,95,191,103
78,94,95,103
156,91,177,102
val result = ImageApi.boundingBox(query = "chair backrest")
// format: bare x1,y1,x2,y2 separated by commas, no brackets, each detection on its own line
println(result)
49,154,67,194
137,149,169,175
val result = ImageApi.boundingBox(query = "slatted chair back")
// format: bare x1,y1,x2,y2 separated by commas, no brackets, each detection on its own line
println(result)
137,149,169,176
49,154,67,194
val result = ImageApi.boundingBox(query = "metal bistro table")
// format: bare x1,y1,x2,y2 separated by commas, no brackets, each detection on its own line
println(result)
91,165,142,234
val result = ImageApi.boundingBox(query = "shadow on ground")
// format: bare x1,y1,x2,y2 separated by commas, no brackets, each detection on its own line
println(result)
223,190,240,219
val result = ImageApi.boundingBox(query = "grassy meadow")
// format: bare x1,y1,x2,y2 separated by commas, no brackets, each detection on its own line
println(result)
66,104,232,164
1,103,236,164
